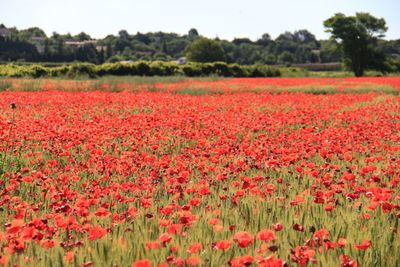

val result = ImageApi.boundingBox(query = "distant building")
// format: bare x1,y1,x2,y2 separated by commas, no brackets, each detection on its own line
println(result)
95,45,107,52
65,40,97,48
0,28,11,38
172,57,186,65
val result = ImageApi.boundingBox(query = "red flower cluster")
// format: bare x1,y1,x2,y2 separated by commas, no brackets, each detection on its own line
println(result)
0,79,399,266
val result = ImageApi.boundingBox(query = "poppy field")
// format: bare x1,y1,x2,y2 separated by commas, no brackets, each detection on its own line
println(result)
0,77,399,267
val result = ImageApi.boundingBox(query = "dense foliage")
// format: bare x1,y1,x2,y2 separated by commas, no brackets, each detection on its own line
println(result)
0,24,357,65
0,62,281,78
185,38,226,63
1,22,399,73
324,13,391,76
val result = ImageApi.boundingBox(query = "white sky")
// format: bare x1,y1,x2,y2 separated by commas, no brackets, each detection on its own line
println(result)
1,0,399,40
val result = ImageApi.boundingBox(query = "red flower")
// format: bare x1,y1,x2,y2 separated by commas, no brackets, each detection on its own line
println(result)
230,255,253,267
256,255,284,267
233,231,254,248
40,239,55,249
94,207,111,217
354,239,372,250
338,238,347,247
187,243,202,254
272,223,283,231
214,240,231,250
189,198,202,207
146,241,160,250
257,229,276,242
186,256,201,266
293,224,304,232
0,255,8,266
132,259,151,267
158,233,172,244
324,204,334,212
313,228,329,239
339,255,358,267
88,225,108,240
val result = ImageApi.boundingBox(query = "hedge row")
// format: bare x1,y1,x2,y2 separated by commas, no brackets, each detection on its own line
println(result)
0,61,281,78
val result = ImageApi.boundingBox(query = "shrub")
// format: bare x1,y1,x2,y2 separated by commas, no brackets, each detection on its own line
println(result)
0,61,282,78
29,65,48,78
135,61,151,76
181,63,202,77
97,63,137,76
211,62,232,77
228,64,247,77
67,63,97,78
49,66,69,77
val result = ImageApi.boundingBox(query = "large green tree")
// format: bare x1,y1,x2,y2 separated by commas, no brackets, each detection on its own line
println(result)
185,38,225,62
324,12,388,77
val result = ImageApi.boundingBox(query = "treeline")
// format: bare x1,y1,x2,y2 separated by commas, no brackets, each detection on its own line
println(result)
1,24,399,68
0,25,338,64
0,61,281,78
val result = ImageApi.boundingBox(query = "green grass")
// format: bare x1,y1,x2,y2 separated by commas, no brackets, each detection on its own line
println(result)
272,84,400,95
2,77,399,96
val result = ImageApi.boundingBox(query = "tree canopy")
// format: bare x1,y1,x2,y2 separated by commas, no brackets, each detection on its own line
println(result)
324,12,388,76
0,22,399,71
185,38,225,63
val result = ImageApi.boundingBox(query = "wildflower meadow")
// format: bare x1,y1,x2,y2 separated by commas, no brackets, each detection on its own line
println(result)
0,77,399,267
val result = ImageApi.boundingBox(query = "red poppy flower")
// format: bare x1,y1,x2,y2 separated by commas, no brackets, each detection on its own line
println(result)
186,256,201,266
354,239,372,250
158,233,172,244
132,259,151,267
233,231,254,248
257,229,276,242
272,223,283,231
187,243,202,254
